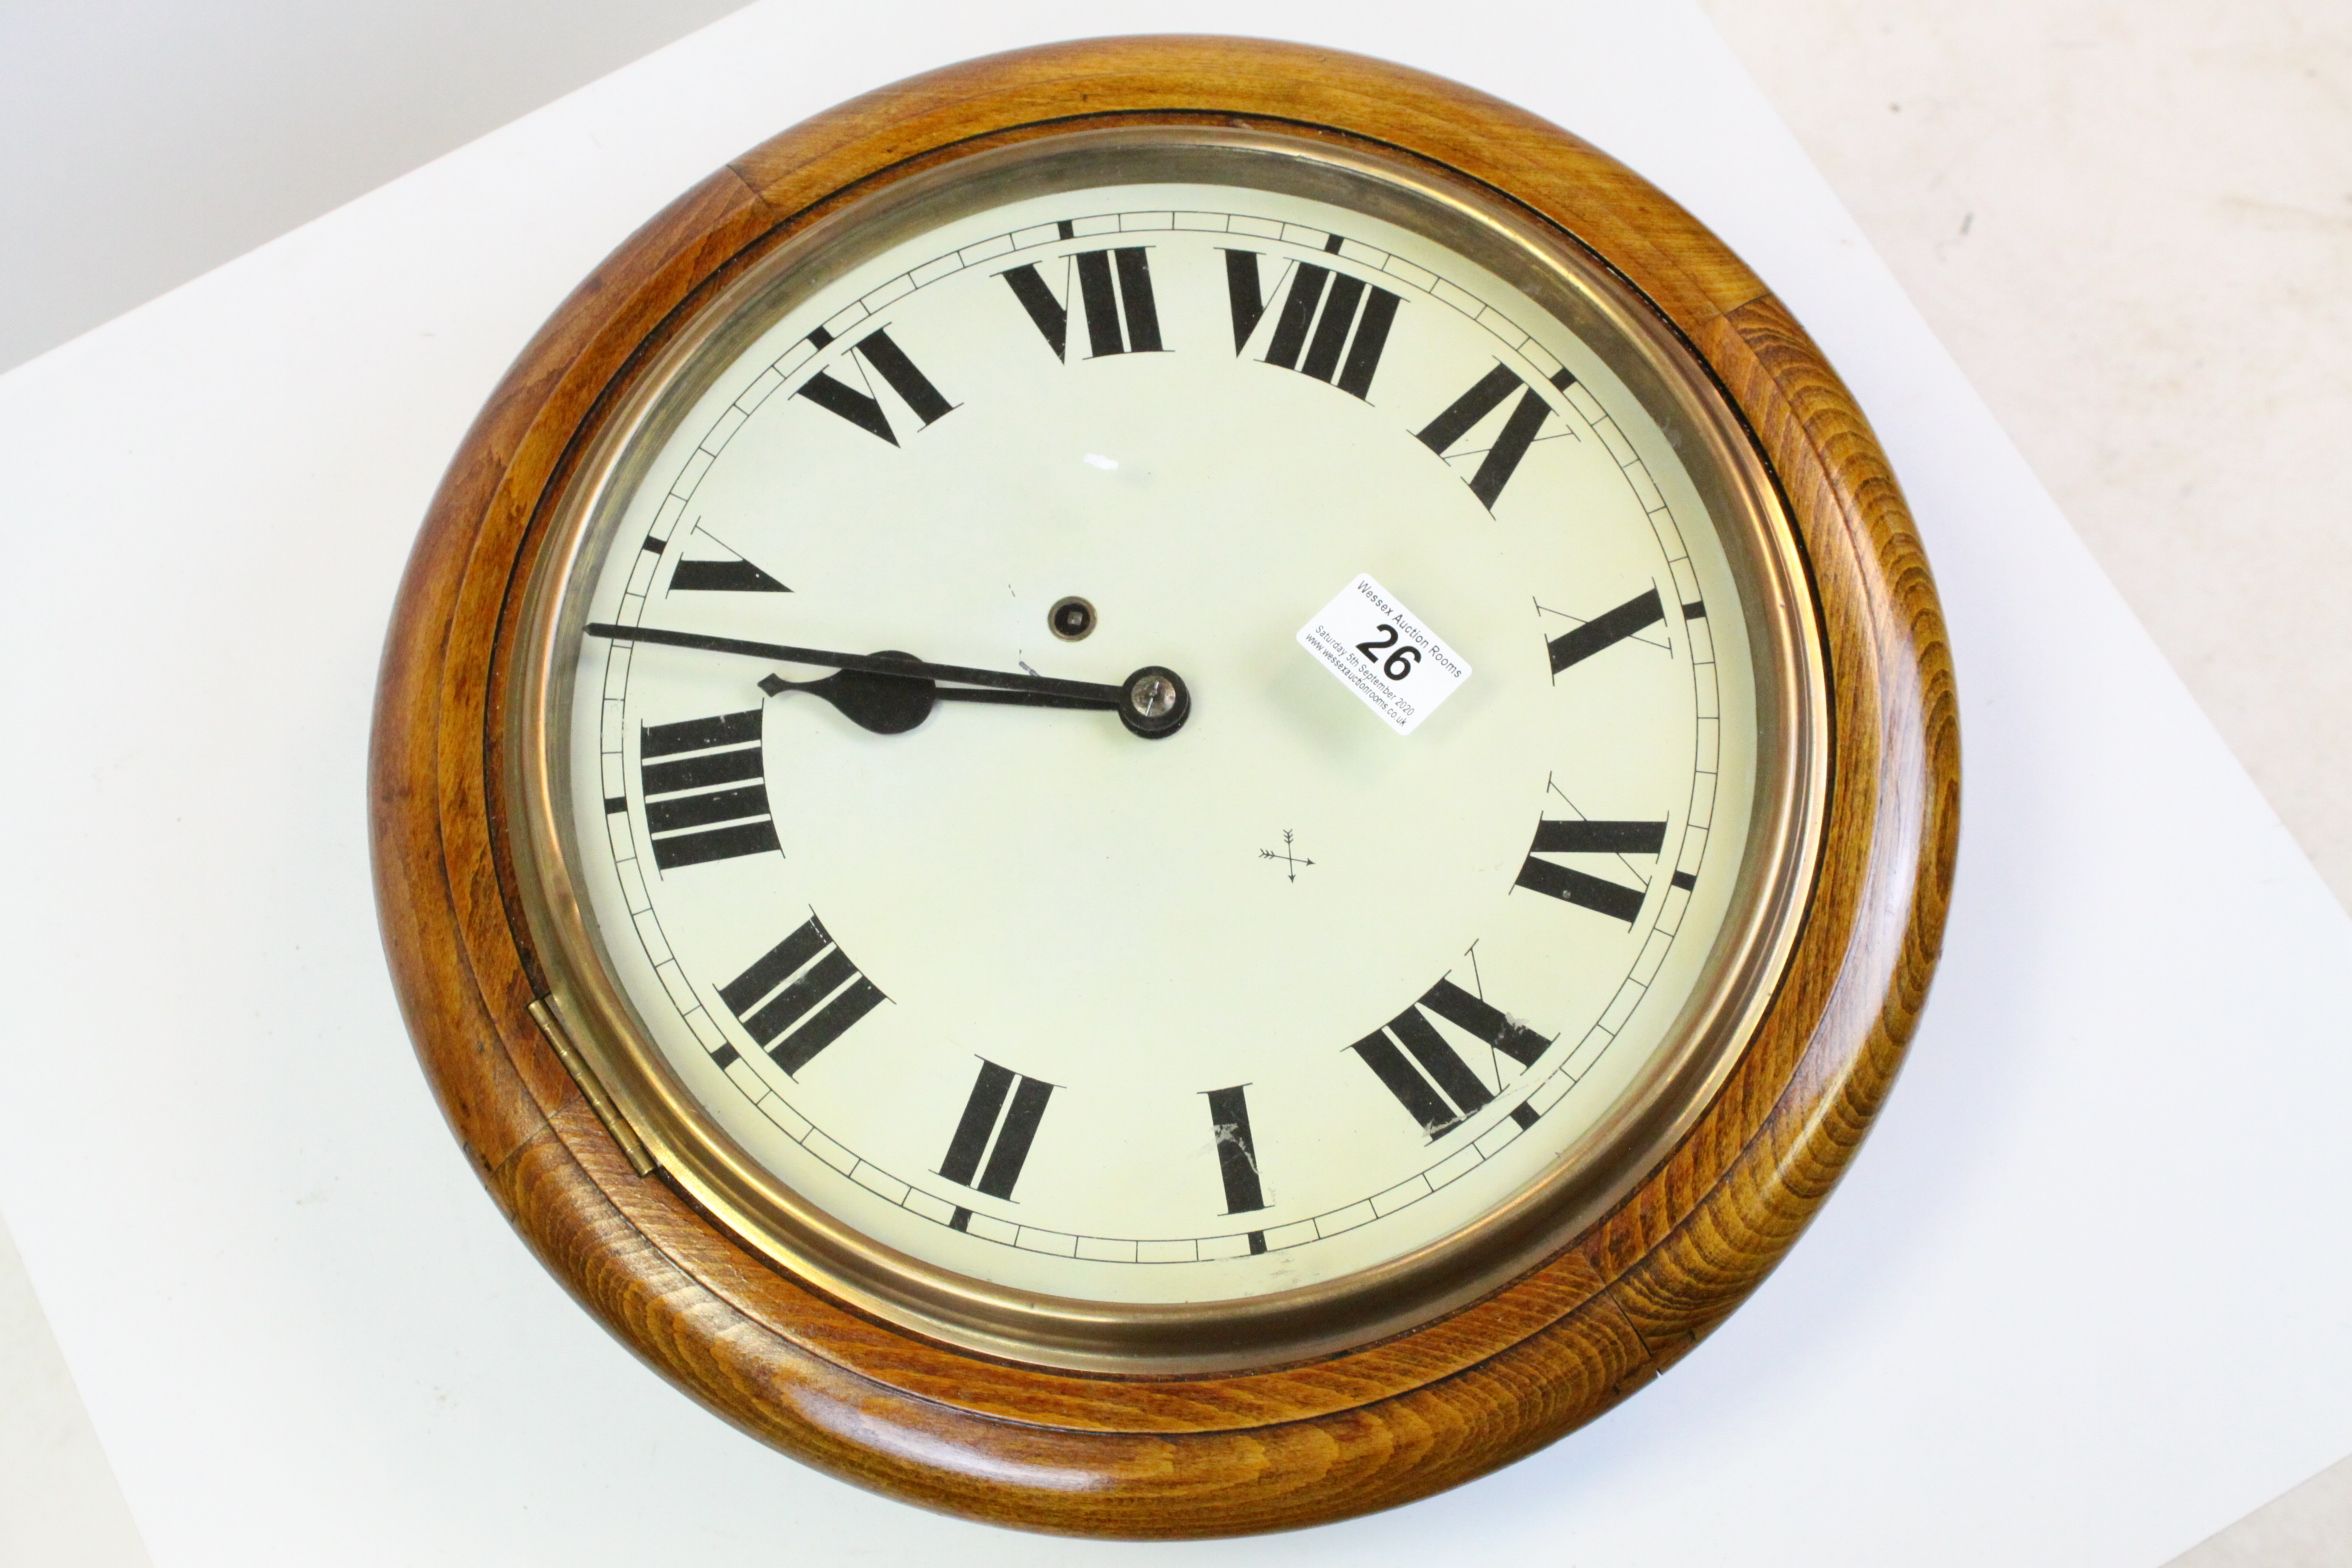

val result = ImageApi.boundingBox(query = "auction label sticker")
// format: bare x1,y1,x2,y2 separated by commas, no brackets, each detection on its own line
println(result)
1296,573,1471,735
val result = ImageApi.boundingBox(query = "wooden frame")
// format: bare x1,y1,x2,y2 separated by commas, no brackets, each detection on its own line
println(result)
371,37,1959,1537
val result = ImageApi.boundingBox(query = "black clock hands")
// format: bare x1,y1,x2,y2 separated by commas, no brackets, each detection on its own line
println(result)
755,659,1114,735
583,622,1189,738
587,623,1118,701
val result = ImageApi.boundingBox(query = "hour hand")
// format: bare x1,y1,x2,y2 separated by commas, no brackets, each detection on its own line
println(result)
756,655,1119,735
584,623,1188,737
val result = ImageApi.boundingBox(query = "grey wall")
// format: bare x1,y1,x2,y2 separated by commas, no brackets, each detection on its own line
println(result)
0,0,747,371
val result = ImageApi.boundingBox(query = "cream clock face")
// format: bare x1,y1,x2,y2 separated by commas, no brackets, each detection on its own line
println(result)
549,162,1770,1312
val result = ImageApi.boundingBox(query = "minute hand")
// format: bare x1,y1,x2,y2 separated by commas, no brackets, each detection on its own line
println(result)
583,622,1127,706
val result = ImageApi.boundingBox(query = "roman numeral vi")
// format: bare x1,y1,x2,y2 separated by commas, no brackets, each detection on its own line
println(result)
793,326,953,445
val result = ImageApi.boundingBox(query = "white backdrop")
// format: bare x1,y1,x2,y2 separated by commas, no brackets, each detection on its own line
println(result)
3,3,2348,1563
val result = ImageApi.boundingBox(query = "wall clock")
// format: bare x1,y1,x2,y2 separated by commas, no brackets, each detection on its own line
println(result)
372,36,1957,1537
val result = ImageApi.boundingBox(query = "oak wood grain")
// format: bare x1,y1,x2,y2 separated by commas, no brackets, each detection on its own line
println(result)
370,35,1959,1537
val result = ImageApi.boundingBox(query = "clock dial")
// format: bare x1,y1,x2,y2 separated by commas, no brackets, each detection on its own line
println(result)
535,145,1809,1336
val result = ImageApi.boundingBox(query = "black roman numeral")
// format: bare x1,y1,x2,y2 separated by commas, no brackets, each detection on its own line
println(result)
1203,1085,1268,1215
1351,976,1552,1139
1002,245,1164,360
939,1060,1054,1208
715,914,886,1075
793,326,953,445
638,709,778,870
1223,251,1400,399
662,526,787,593
1548,589,1667,673
1416,364,1574,511
1514,818,1666,924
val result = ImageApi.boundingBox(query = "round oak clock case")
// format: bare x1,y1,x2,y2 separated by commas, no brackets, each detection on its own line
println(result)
372,37,1957,1538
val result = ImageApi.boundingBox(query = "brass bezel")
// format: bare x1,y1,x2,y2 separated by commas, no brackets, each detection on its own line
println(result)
506,123,1830,1375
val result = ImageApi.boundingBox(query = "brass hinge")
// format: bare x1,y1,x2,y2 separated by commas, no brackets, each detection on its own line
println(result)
528,996,658,1177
